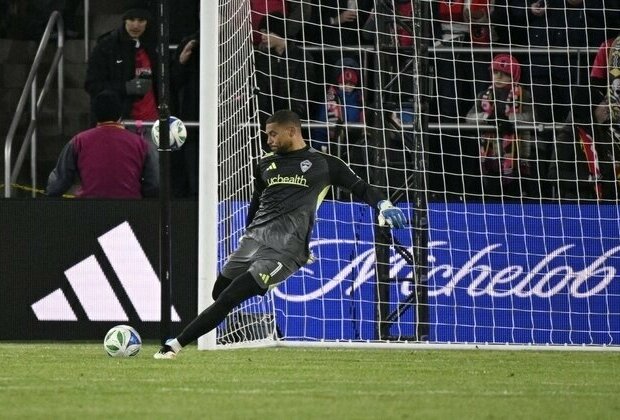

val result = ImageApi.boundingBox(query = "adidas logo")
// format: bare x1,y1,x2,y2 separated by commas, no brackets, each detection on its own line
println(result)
31,221,180,322
258,262,283,284
267,162,277,170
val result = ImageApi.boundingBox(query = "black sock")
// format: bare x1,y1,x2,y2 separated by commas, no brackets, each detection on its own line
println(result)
177,272,265,347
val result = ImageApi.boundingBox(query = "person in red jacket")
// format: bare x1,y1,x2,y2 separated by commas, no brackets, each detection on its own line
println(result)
46,90,159,198
466,54,535,198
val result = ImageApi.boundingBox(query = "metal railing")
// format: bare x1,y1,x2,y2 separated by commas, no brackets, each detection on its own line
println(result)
4,12,64,198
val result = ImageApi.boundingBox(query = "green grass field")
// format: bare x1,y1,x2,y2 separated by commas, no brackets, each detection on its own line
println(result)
0,343,619,419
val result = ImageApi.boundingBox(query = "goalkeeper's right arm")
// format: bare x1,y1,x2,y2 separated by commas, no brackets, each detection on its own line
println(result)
325,153,407,228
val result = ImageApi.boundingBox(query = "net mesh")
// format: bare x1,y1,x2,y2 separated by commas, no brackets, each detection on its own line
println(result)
216,0,277,345
211,0,620,348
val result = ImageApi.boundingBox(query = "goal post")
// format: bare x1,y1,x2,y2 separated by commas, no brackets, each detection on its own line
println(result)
198,0,620,350
197,0,220,350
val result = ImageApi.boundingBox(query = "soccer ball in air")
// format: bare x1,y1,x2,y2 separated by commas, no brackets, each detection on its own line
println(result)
151,116,187,150
103,325,142,357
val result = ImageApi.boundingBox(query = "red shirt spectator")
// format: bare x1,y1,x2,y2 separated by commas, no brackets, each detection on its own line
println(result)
46,91,159,198
251,0,286,44
131,48,158,121
591,38,615,82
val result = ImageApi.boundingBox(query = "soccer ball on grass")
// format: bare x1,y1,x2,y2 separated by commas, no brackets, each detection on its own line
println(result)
151,116,187,150
103,325,142,357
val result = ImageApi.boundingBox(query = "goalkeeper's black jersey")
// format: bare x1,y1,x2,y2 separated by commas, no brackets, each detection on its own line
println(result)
245,145,384,267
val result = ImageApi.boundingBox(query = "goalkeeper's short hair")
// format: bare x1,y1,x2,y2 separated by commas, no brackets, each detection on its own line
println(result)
266,109,302,129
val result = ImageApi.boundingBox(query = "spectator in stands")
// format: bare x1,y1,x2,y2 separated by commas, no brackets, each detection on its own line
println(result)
250,0,310,44
498,0,620,197
169,0,199,44
466,54,535,198
170,31,200,198
84,6,158,136
547,33,620,201
591,33,620,104
493,0,619,52
507,1,594,122
312,58,363,153
428,0,494,198
304,1,373,77
431,0,494,119
548,97,618,201
306,0,373,47
255,12,317,128
548,56,620,201
361,0,415,104
46,90,159,198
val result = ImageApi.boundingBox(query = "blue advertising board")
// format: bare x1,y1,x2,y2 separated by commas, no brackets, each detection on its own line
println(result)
226,201,620,345
427,203,620,345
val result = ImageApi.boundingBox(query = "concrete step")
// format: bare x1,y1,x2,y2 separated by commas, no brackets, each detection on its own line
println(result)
64,63,88,89
2,110,89,147
6,138,60,194
1,111,29,136
0,40,38,64
0,62,87,91
1,88,88,123
63,40,94,64
0,63,31,89
0,38,93,66
40,88,90,116
35,107,89,136
1,64,88,93
0,88,24,113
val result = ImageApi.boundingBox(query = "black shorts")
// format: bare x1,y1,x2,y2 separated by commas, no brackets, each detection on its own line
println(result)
221,237,299,288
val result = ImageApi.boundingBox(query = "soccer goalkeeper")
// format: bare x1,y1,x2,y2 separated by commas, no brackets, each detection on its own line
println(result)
155,109,406,359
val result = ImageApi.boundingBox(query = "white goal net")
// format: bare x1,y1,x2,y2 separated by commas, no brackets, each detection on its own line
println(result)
205,0,620,349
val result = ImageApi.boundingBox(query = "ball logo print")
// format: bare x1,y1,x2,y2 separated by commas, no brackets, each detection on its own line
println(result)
103,325,142,357
151,116,187,150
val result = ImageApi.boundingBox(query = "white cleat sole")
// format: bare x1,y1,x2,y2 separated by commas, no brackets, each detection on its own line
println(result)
153,351,177,359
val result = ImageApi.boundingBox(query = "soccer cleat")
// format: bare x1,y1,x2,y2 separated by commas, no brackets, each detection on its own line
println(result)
153,344,177,359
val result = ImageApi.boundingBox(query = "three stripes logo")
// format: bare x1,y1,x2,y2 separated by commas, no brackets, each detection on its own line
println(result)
258,262,283,284
31,222,180,322
267,162,277,171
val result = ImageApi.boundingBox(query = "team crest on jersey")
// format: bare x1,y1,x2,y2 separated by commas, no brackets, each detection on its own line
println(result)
300,160,312,173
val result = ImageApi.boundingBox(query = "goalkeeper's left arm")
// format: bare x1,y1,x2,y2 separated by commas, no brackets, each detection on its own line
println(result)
325,153,407,228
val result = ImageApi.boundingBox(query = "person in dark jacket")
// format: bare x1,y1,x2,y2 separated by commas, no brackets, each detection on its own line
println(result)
170,31,200,197
254,12,317,128
46,91,159,198
495,0,612,198
84,6,159,128
548,88,618,201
